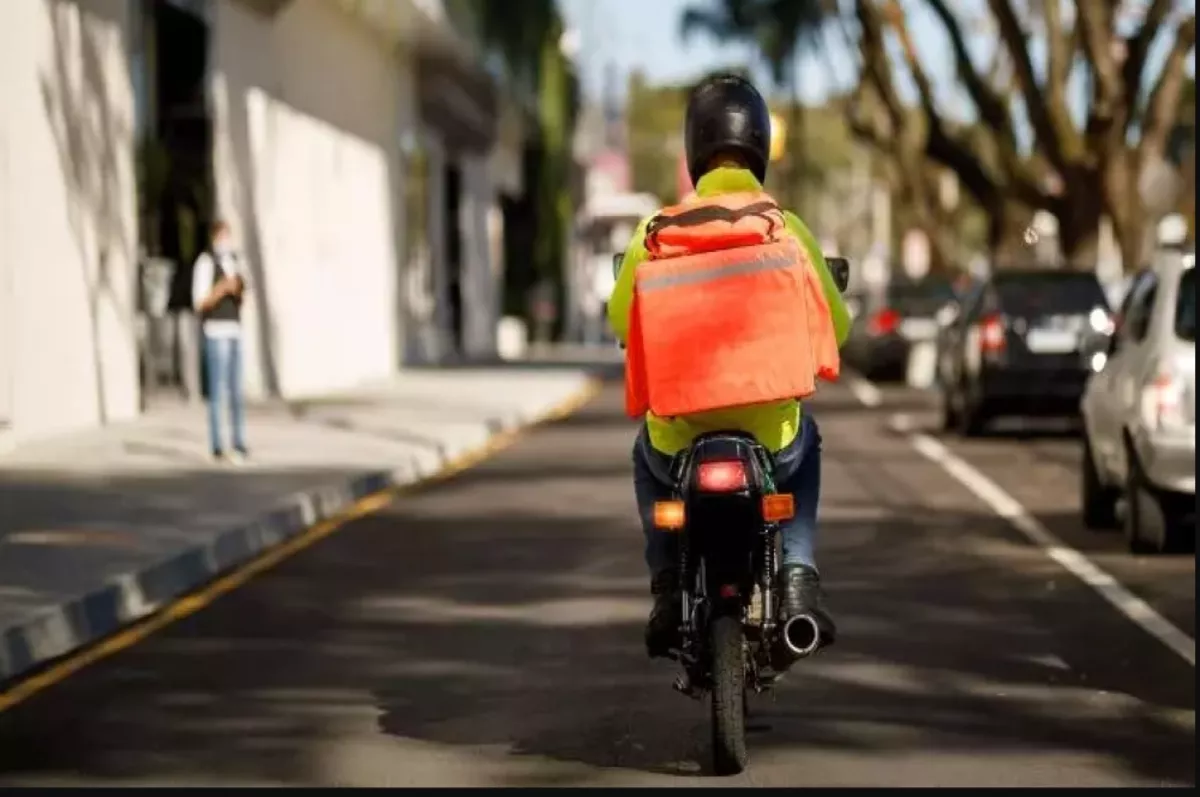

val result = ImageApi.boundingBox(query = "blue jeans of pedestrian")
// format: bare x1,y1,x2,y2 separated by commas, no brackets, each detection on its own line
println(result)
203,334,246,454
632,411,822,580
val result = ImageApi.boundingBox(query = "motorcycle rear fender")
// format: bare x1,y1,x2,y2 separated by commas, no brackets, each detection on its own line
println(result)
673,432,773,581
673,432,772,499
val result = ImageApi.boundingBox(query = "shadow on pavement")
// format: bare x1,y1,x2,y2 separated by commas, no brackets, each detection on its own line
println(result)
907,417,1083,442
0,504,1191,785
0,387,1192,787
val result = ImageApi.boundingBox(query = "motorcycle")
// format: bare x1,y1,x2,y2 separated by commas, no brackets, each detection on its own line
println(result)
635,254,851,775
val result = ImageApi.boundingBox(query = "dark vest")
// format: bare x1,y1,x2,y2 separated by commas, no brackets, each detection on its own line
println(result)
203,252,242,323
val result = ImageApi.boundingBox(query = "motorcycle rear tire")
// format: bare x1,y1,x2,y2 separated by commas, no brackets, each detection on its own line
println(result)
710,611,748,775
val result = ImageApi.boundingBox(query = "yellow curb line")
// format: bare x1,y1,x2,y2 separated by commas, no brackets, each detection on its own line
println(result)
0,376,604,715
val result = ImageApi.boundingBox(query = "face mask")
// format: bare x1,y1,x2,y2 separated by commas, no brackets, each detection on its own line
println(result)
213,239,232,256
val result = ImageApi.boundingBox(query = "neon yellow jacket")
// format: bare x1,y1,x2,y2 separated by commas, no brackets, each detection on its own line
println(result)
608,167,851,456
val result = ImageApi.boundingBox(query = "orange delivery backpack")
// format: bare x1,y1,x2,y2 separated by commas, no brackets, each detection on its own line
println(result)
624,190,840,419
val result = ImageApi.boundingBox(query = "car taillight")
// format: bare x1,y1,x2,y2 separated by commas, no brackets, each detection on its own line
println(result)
696,460,749,493
868,308,900,336
979,314,1006,353
1140,366,1192,431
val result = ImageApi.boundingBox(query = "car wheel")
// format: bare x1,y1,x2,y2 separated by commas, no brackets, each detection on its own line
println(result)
1122,442,1182,554
1081,435,1119,531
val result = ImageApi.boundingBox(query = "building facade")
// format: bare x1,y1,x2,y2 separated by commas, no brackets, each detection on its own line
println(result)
0,0,517,446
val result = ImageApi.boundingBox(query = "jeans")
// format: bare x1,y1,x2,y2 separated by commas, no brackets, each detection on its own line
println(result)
632,412,822,580
203,334,246,454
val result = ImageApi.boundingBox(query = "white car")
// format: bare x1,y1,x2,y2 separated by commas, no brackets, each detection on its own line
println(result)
1080,249,1196,553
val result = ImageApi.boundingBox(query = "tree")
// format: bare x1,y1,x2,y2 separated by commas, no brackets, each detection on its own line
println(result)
845,0,1031,267
680,0,832,209
851,0,1196,270
625,73,864,219
448,0,582,324
450,0,559,86
678,0,994,271
625,72,691,203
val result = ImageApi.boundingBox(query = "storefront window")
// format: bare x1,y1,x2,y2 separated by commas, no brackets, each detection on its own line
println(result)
403,134,429,269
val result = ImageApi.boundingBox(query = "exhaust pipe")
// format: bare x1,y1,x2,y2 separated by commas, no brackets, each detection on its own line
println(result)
779,614,822,659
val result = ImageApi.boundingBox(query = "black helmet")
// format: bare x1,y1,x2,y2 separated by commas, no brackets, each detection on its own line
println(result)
684,73,772,187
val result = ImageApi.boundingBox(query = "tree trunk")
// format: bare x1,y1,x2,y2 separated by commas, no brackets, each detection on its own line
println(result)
1057,204,1103,270
925,227,951,275
988,201,1033,266
1115,212,1149,274
1055,167,1105,270
1098,152,1154,274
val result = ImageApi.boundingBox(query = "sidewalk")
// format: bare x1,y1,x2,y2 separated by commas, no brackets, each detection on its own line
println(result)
0,366,600,683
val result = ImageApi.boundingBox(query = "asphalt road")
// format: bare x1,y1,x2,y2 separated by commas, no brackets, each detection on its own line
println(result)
0,378,1193,786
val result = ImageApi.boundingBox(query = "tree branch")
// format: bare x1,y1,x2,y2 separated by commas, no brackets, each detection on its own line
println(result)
1137,14,1197,167
987,0,1078,169
1042,0,1080,156
982,26,1011,90
922,0,1009,136
986,45,1019,101
881,1,938,115
854,0,906,130
920,0,1051,206
847,86,953,271
1122,0,1174,123
857,0,1009,214
846,101,894,154
1076,1,1121,120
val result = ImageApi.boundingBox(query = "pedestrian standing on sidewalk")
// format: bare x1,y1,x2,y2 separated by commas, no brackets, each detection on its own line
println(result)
191,220,250,464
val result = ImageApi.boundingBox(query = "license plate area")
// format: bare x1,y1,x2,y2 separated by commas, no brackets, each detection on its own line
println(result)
1024,328,1079,354
900,318,938,341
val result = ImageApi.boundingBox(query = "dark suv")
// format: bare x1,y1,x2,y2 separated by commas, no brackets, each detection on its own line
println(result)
936,269,1113,436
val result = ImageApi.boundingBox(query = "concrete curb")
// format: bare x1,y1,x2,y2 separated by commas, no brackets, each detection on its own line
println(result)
0,375,602,684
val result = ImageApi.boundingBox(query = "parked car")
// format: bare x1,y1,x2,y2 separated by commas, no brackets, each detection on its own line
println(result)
844,276,957,382
937,268,1113,436
1079,250,1195,553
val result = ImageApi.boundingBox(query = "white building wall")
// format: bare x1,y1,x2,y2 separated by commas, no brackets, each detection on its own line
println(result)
210,0,415,399
0,0,504,443
0,0,140,443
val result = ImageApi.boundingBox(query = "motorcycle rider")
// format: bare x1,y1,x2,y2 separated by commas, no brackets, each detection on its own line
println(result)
607,73,851,659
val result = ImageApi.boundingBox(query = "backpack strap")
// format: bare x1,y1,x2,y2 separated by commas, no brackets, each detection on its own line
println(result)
645,200,783,254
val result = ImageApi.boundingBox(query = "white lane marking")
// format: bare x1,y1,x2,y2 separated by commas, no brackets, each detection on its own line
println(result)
846,374,883,408
887,411,1196,668
849,374,1196,667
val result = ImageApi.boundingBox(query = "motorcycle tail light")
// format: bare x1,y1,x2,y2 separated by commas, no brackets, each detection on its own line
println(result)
696,460,749,493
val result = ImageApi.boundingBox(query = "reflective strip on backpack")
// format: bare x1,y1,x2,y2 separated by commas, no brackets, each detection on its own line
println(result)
637,250,795,293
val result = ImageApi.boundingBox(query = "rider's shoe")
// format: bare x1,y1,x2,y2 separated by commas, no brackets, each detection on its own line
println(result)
645,569,683,659
779,563,837,649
